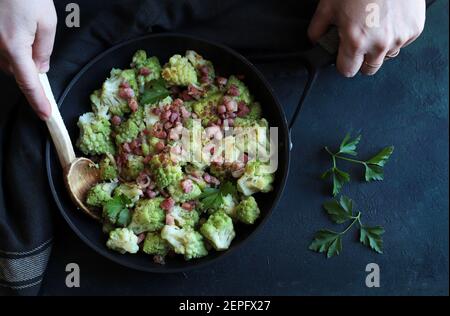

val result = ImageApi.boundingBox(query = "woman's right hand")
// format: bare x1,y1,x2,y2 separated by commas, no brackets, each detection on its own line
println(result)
0,0,57,120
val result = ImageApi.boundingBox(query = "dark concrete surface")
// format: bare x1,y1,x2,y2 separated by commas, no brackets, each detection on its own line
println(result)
39,1,448,295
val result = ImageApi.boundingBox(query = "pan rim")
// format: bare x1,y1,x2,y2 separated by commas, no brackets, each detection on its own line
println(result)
45,32,291,273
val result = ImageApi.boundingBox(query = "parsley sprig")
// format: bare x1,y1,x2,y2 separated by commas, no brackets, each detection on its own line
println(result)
199,181,237,209
309,195,384,258
322,132,394,196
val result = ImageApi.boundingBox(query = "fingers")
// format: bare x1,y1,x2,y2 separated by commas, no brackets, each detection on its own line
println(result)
10,50,51,120
360,48,388,76
308,5,333,43
32,18,56,73
336,36,365,78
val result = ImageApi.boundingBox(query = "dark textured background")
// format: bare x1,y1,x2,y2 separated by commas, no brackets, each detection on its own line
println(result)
14,0,450,295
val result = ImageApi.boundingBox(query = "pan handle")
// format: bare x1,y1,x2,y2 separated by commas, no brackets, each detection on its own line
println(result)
288,27,339,150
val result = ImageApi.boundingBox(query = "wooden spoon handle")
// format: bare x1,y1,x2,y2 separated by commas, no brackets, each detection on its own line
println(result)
39,73,76,170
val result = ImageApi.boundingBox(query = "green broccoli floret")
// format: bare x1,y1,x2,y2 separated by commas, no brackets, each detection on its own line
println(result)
161,225,208,260
200,211,236,250
192,92,223,126
128,197,165,234
170,205,200,228
149,155,183,189
237,161,275,196
106,227,139,254
226,75,253,104
162,54,198,86
235,196,260,224
120,155,144,181
77,112,115,155
113,183,143,207
99,155,118,181
167,180,202,203
114,107,146,145
86,181,118,208
142,232,169,256
92,69,139,117
132,50,162,91
185,50,215,82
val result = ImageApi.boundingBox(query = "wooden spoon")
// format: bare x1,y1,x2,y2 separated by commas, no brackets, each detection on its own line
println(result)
40,73,101,220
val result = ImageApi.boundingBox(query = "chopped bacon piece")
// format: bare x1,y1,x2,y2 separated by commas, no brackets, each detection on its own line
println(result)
224,97,238,112
122,142,131,153
172,98,184,108
143,155,153,164
161,197,175,212
152,107,161,115
237,101,250,117
217,105,226,114
145,189,157,199
216,76,228,86
169,112,179,123
180,106,191,119
128,99,139,112
181,202,194,211
180,90,193,101
111,115,121,126
181,179,193,193
155,141,165,153
119,82,131,89
203,173,220,186
137,233,146,244
165,214,175,225
139,67,151,76
227,84,240,97
161,110,172,121
153,130,167,139
119,87,135,99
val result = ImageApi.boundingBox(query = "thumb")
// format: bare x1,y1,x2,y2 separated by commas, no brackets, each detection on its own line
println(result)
307,5,334,43
11,50,52,120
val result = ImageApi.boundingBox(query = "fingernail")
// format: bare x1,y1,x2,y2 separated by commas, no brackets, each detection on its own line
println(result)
39,61,50,73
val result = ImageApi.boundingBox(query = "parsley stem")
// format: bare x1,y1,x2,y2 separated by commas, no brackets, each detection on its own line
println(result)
334,155,365,165
340,212,362,235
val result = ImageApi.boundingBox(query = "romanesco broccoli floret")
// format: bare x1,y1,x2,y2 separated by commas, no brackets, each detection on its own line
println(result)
237,161,274,196
77,112,115,155
237,160,274,196
185,50,215,82
235,196,260,224
192,92,222,126
142,232,169,256
171,205,200,228
86,181,118,208
162,54,198,86
132,50,162,91
113,183,143,207
93,69,139,117
161,225,208,260
114,108,146,145
149,155,183,189
226,75,253,104
120,155,144,181
128,197,165,234
167,180,202,203
200,211,235,250
99,155,119,181
106,227,139,254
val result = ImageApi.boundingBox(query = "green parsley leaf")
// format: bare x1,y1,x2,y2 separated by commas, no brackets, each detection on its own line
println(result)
338,133,361,156
140,79,170,105
309,230,343,258
103,195,127,224
364,146,394,181
332,167,350,196
116,208,131,227
199,182,237,210
323,196,354,224
360,226,385,254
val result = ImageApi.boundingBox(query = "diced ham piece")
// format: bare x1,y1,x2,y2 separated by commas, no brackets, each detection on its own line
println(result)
137,233,146,244
161,197,175,212
181,179,193,193
119,87,135,99
170,112,179,123
111,115,121,126
119,82,131,89
165,214,175,226
128,99,139,112
224,97,238,112
227,84,240,97
139,67,151,76
203,173,220,186
237,101,250,117
155,141,165,153
217,105,226,114
145,189,157,198
216,76,228,86
122,143,131,153
180,106,191,119
181,202,194,211
161,110,172,121
172,98,184,108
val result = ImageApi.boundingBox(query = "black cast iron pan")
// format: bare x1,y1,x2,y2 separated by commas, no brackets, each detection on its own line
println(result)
46,32,337,273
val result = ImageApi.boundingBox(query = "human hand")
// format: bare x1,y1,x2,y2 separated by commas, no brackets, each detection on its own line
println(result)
308,0,426,77
0,0,57,120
